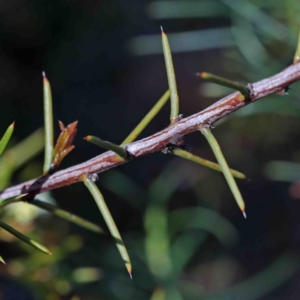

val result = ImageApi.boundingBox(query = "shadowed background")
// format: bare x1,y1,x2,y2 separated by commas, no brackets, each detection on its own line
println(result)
0,0,300,299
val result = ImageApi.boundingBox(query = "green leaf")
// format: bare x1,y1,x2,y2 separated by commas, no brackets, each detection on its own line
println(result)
294,30,300,64
0,122,14,156
161,28,180,123
201,127,246,218
145,204,172,280
85,136,127,159
83,176,132,278
0,255,5,265
0,194,27,208
42,72,54,173
172,148,247,179
0,128,44,190
0,220,52,255
2,128,44,170
32,199,105,234
199,72,250,97
121,90,170,145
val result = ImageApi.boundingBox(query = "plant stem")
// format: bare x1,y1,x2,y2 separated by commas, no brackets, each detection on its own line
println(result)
1,62,299,202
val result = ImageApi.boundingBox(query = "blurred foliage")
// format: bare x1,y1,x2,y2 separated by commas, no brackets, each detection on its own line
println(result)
1,1,300,300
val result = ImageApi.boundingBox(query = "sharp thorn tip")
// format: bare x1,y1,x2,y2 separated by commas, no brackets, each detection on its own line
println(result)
242,211,247,219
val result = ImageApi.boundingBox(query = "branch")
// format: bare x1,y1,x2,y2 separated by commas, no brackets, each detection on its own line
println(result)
1,62,300,202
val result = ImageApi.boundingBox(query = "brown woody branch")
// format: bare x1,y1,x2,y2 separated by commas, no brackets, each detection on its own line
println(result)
1,62,300,202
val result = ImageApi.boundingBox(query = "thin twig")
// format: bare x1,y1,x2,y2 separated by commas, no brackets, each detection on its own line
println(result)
0,62,300,201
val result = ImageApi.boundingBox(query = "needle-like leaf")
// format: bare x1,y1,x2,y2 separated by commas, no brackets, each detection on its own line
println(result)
0,220,52,255
3,128,44,170
172,148,247,179
0,128,44,191
198,72,250,97
161,27,179,124
0,194,27,208
200,127,246,218
84,136,127,159
42,72,54,173
0,122,14,156
32,199,105,234
82,176,132,278
121,90,170,145
0,255,5,265
294,30,300,64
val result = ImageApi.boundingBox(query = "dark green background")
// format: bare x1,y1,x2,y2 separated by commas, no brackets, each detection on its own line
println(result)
0,0,300,299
